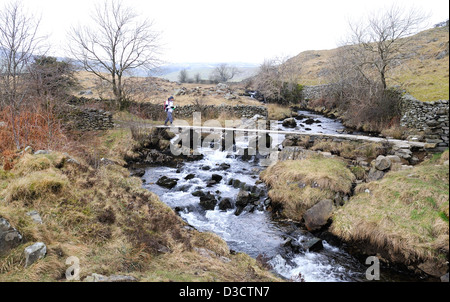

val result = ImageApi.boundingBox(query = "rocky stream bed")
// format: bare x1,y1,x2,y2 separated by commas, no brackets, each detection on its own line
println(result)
132,110,432,282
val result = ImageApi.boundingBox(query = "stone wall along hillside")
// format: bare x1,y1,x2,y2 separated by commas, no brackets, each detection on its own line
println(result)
400,94,449,149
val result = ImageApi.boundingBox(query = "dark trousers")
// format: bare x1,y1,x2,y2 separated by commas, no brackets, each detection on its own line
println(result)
164,111,173,125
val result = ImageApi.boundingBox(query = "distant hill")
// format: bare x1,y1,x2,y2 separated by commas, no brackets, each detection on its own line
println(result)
286,26,449,102
155,62,259,83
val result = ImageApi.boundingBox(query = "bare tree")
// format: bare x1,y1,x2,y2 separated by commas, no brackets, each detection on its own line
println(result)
68,0,161,108
325,43,404,132
319,5,430,132
194,72,201,84
178,69,188,83
0,0,44,149
254,58,279,102
347,4,429,89
210,63,240,83
253,56,302,104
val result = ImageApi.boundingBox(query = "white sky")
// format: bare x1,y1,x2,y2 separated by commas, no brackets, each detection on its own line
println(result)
6,0,450,65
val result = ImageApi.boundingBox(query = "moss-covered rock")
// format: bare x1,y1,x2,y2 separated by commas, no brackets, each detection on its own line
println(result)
261,155,355,221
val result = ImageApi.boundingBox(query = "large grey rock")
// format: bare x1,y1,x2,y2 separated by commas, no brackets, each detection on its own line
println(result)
303,237,324,252
303,199,334,231
441,273,449,282
0,217,23,255
386,155,402,163
235,189,251,207
374,155,391,171
24,242,47,267
234,189,260,216
367,168,385,182
282,118,297,128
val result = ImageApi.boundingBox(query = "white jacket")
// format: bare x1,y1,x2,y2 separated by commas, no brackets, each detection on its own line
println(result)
165,100,174,113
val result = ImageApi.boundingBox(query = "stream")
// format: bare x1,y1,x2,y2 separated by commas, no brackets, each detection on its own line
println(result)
139,110,419,282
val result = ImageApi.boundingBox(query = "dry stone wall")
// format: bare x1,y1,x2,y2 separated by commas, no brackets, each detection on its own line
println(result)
59,104,114,131
400,94,449,149
301,84,336,101
131,102,268,120
299,85,449,149
63,96,267,131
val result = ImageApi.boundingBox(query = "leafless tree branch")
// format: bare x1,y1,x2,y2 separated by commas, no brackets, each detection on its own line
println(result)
68,0,161,106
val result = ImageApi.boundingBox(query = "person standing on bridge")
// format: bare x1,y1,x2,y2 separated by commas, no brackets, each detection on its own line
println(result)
164,96,176,126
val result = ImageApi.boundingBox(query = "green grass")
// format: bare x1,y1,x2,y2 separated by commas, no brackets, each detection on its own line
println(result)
288,26,449,102
390,27,449,101
330,152,449,266
393,65,449,101
261,155,355,221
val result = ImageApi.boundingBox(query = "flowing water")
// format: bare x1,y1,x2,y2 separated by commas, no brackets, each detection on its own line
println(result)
139,110,416,282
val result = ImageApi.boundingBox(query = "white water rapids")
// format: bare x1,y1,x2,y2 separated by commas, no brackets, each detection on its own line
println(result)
139,111,416,282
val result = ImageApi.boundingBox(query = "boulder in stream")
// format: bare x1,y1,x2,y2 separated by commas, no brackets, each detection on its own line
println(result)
303,238,324,252
282,118,297,128
184,173,196,180
199,192,217,210
303,199,334,231
217,163,231,171
156,176,179,189
304,118,315,125
211,174,223,183
218,198,233,211
191,190,205,197
234,189,261,216
235,189,251,208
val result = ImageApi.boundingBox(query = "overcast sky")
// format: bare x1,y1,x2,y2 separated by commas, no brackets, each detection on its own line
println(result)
7,0,450,65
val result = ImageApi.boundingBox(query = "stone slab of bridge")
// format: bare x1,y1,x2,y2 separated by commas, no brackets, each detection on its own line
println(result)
155,125,435,151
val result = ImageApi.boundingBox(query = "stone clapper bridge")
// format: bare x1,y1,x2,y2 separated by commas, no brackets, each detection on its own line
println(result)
155,123,438,164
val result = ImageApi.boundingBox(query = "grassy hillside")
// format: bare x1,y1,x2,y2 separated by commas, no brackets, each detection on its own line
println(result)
0,128,281,282
330,150,449,276
286,26,449,102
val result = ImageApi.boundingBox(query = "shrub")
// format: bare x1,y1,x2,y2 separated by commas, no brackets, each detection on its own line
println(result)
0,105,67,154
